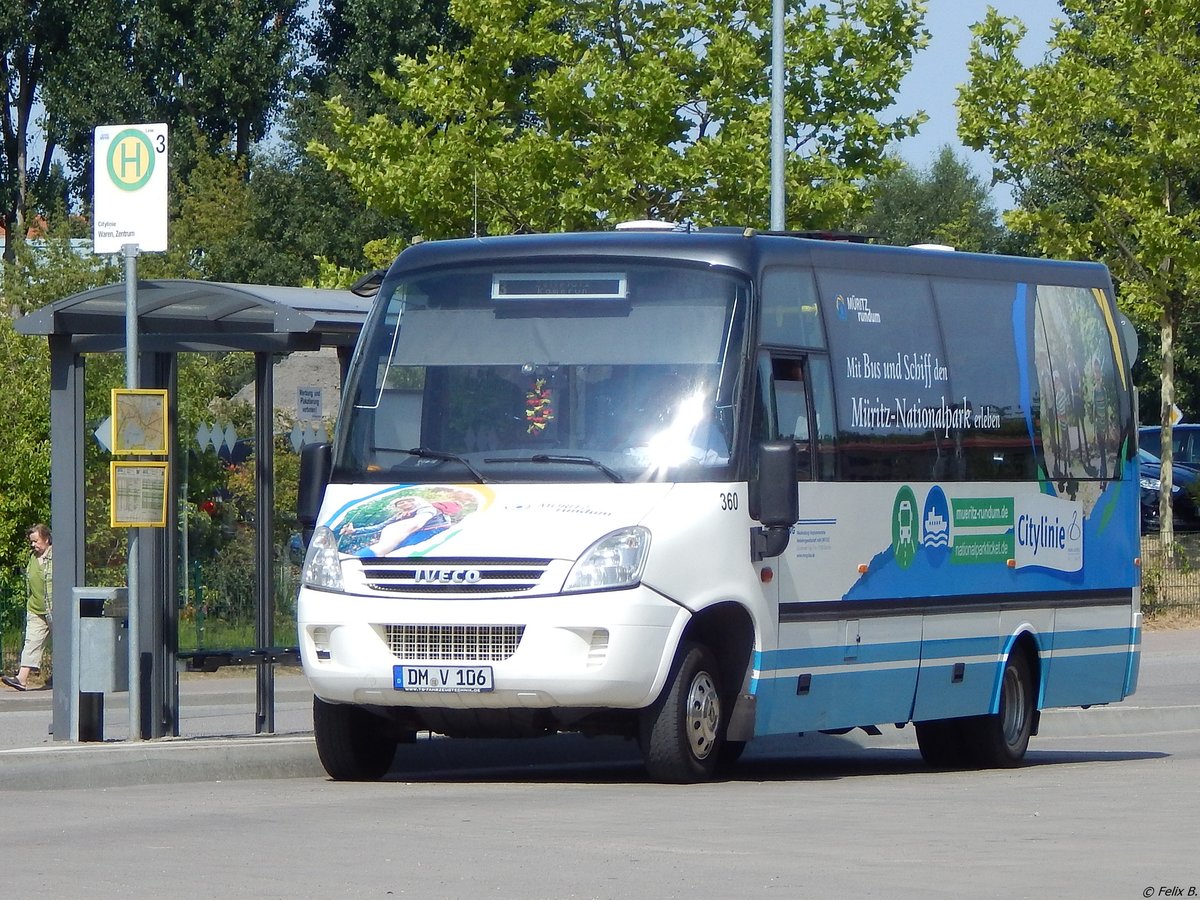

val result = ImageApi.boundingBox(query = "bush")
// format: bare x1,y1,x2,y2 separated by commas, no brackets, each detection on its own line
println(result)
1140,535,1200,620
0,567,25,671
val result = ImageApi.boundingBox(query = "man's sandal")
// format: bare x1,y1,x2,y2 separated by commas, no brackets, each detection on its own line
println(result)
1,675,26,691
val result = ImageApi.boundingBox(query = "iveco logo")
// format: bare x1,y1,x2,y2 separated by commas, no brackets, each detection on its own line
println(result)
415,569,482,584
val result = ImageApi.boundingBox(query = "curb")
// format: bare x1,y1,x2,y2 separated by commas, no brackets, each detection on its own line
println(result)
0,734,324,792
1039,703,1200,737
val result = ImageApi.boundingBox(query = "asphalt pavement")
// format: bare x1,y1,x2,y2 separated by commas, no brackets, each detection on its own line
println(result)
1,626,1197,791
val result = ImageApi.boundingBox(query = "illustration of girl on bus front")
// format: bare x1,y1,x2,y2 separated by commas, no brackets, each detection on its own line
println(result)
335,488,480,557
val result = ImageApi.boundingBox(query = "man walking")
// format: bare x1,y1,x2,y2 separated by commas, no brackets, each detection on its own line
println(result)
3,524,53,691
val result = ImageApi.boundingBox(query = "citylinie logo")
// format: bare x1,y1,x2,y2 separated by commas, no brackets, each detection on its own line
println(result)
106,129,155,192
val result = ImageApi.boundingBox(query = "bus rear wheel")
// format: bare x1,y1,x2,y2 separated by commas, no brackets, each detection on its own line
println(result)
915,649,1036,769
914,718,972,768
639,642,725,784
313,697,401,781
967,649,1035,767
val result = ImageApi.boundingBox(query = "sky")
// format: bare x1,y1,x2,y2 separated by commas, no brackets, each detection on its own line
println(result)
891,1,1059,209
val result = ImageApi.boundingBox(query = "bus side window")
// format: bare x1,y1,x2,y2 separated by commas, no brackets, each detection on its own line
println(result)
772,357,813,480
802,356,835,480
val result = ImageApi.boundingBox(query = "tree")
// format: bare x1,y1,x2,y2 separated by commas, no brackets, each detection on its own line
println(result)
2,0,303,265
242,0,472,284
139,138,264,284
846,145,1005,251
236,148,405,286
304,0,467,111
0,226,118,579
312,0,929,240
130,0,303,162
957,0,1200,549
0,0,134,260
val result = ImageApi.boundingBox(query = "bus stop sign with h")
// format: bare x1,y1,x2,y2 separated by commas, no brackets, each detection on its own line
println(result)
91,123,169,741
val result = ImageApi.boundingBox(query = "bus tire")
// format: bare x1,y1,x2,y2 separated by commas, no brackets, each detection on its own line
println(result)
966,649,1035,768
313,696,399,781
639,642,725,783
717,740,747,771
914,718,972,768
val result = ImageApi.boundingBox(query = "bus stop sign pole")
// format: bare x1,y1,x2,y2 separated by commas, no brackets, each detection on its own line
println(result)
124,242,143,740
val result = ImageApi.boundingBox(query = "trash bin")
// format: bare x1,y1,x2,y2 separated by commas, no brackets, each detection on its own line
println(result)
71,587,129,741
77,587,129,693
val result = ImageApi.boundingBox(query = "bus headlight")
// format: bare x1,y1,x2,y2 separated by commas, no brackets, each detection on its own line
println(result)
302,526,345,591
563,526,651,593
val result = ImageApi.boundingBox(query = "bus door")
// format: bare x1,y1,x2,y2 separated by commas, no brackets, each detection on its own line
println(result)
764,351,922,733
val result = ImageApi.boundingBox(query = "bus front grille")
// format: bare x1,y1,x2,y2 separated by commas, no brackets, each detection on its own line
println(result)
385,624,525,662
359,557,552,594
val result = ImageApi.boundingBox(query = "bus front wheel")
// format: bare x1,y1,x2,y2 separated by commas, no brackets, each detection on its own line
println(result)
313,696,401,781
639,641,726,784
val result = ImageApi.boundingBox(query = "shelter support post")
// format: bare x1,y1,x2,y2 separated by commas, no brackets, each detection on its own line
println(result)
49,337,91,741
255,350,276,733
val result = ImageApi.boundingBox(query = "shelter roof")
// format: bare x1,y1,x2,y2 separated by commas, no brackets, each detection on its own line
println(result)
15,279,371,353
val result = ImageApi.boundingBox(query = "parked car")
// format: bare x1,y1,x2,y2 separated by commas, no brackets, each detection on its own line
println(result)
1139,424,1200,468
1138,447,1200,533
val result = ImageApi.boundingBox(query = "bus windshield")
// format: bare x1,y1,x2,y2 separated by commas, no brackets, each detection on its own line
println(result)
335,260,750,483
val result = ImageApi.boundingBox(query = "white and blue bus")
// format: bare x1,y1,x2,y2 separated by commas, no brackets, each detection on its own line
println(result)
297,227,1142,783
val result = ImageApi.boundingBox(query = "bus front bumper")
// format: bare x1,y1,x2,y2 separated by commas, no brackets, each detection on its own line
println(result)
297,584,690,710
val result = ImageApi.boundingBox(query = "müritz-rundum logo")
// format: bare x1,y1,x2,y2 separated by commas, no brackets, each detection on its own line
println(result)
835,294,881,324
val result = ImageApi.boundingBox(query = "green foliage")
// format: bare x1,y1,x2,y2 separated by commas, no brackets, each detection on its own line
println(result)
262,0,474,285
1139,535,1200,618
0,566,26,671
139,147,257,282
235,149,405,286
845,145,1005,251
0,234,117,574
4,1,302,263
957,0,1200,544
1,231,119,316
304,0,467,108
313,0,929,238
182,422,304,645
198,524,258,622
136,0,303,159
1,0,111,257
1,348,48,552
959,2,1200,305
135,118,404,287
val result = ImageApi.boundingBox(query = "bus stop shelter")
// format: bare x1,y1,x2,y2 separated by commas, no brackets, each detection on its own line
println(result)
16,279,371,741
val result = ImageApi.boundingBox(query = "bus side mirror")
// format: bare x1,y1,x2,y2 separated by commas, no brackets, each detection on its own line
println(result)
750,441,799,560
298,442,332,545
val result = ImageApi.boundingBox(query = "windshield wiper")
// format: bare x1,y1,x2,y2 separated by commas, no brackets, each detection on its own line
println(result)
484,453,624,483
403,447,488,483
